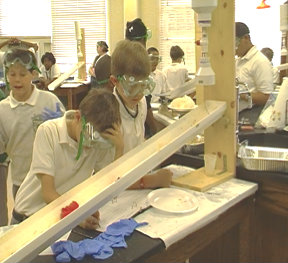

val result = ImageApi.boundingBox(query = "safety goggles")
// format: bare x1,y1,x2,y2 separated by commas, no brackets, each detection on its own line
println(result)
117,75,155,97
76,117,112,160
148,54,162,63
131,28,152,41
4,49,41,73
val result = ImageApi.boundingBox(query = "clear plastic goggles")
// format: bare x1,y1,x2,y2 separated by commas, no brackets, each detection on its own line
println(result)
76,117,112,160
131,28,152,41
148,54,162,62
118,75,155,97
4,49,41,73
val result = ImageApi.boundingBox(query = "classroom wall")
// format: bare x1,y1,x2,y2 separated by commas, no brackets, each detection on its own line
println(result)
107,0,160,53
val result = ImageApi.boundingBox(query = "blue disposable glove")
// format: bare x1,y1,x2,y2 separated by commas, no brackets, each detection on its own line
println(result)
79,239,113,259
51,240,85,262
96,218,148,248
105,218,148,236
52,239,113,262
42,102,63,121
51,219,147,262
96,232,128,248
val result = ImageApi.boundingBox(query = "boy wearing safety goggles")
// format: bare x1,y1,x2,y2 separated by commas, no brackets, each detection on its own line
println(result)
12,89,123,229
110,40,172,189
0,48,65,201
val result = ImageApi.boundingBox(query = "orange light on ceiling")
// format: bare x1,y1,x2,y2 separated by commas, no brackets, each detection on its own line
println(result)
257,0,271,9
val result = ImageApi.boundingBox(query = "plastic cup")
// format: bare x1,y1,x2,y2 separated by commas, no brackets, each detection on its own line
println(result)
204,153,217,176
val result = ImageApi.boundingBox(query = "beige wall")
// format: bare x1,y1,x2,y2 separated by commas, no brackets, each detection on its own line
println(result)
107,0,160,53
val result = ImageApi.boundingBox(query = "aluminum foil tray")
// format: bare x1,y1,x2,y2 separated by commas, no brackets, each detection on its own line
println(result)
238,145,288,172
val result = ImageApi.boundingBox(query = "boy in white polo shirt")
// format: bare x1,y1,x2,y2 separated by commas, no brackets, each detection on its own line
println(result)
110,40,173,189
13,89,123,229
0,48,65,201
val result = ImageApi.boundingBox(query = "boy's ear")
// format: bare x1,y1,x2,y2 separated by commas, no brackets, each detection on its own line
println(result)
74,110,81,121
110,75,118,86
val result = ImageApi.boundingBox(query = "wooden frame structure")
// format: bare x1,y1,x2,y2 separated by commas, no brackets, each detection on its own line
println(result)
1,100,226,263
0,1,236,262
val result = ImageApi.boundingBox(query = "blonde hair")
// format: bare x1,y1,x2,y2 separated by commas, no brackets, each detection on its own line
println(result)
111,40,151,78
79,89,120,132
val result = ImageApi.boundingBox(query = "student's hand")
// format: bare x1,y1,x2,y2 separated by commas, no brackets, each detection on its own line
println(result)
88,66,95,77
101,123,124,159
146,168,173,188
130,169,173,190
78,211,100,230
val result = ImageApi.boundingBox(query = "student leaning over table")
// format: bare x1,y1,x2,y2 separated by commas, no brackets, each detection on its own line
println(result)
110,40,173,189
0,48,65,202
12,88,171,229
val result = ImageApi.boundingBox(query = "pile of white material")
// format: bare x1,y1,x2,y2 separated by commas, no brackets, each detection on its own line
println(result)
170,95,196,109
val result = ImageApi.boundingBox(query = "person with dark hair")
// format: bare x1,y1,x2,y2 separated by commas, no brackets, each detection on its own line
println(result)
235,22,273,106
38,52,61,90
163,45,189,92
11,88,123,228
261,47,280,84
125,18,151,47
89,41,111,90
147,47,168,102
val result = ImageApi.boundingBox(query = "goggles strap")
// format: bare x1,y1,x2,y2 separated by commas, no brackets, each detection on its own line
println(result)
75,116,86,160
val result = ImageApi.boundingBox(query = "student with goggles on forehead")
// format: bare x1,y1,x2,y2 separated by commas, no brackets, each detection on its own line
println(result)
0,48,65,214
12,89,123,228
110,40,173,189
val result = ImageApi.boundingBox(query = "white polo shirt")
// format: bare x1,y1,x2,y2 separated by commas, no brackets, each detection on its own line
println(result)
236,46,273,94
114,89,147,154
150,69,168,102
14,111,115,216
0,86,65,186
163,63,189,92
39,64,61,80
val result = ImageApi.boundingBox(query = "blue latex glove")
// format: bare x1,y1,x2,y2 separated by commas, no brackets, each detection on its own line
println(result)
105,218,148,236
79,239,113,259
51,240,85,262
96,232,128,248
42,102,63,121
51,219,147,262
96,218,148,248
52,239,113,262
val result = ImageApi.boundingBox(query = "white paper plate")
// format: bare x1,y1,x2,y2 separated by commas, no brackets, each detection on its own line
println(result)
147,188,198,214
168,104,198,113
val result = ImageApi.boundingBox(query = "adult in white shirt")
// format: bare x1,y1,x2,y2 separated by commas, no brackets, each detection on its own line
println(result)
163,45,190,93
147,47,168,102
235,22,273,106
38,52,61,90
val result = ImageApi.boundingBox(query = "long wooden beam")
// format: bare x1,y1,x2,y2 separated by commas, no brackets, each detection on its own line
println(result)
47,62,85,91
0,100,226,263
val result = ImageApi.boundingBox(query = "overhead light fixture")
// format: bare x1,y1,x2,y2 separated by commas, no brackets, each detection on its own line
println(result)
257,0,270,9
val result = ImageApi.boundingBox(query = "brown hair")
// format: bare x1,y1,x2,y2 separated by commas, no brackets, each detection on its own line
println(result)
111,40,151,79
79,88,120,132
170,45,184,60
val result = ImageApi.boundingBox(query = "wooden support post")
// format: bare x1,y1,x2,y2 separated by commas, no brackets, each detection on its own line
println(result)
196,0,236,175
0,100,226,263
77,28,86,81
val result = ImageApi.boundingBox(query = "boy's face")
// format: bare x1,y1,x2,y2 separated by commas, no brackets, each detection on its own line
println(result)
6,62,35,101
115,76,145,108
43,57,53,70
149,51,160,72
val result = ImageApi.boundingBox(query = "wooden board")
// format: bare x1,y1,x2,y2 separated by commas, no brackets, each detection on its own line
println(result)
172,167,233,192
0,100,226,263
